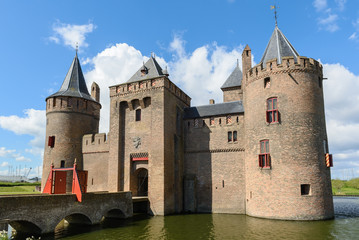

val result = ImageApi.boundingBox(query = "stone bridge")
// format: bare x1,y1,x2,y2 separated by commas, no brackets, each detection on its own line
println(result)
0,192,133,234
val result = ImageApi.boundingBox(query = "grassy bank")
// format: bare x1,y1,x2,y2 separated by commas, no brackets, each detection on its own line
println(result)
0,181,41,195
332,178,359,195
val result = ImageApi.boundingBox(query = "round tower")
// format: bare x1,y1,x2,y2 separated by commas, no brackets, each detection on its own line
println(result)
41,53,101,191
243,26,334,220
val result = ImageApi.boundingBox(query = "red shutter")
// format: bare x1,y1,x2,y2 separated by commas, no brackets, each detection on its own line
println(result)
48,136,55,148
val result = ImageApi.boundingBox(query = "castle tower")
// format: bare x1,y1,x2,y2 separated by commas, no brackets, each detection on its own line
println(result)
243,26,334,220
41,53,101,191
108,56,191,215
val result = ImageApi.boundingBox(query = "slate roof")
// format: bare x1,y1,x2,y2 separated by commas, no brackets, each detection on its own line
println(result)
221,63,243,89
127,56,165,83
184,101,244,119
260,26,299,66
47,53,94,101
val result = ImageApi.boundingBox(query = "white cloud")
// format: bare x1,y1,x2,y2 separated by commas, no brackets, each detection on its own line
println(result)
1,161,9,167
0,147,31,162
318,14,339,32
335,0,346,11
84,37,244,132
168,35,243,106
49,21,95,51
0,109,46,157
85,43,147,132
323,63,359,179
349,32,358,40
313,0,327,11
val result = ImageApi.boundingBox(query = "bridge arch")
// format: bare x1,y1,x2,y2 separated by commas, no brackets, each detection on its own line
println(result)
9,220,42,234
63,213,92,225
104,208,126,219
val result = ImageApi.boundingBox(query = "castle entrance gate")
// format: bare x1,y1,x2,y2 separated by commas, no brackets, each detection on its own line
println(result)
136,168,148,196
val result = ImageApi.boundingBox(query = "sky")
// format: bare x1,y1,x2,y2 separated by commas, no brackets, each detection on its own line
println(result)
0,0,358,180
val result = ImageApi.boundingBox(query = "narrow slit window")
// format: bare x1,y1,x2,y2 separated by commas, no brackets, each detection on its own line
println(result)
228,132,233,142
60,160,65,168
264,77,271,89
135,109,141,121
233,131,237,142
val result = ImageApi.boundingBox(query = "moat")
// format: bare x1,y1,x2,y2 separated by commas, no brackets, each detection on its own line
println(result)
10,196,359,240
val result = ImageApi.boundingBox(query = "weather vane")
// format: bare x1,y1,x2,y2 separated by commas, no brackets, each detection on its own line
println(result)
271,5,278,26
75,42,79,55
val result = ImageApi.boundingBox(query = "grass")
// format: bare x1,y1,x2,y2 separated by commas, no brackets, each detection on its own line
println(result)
332,178,359,196
0,182,41,195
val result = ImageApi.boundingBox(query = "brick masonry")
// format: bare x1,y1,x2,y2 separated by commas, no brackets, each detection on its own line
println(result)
42,42,334,220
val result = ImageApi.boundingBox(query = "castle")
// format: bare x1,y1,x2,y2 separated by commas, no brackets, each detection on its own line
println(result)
42,25,334,220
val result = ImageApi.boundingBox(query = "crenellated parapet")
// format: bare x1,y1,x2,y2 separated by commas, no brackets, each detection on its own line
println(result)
46,96,101,119
82,133,109,154
109,77,191,105
244,56,323,87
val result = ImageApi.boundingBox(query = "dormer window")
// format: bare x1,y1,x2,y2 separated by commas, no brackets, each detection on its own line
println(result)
140,65,148,76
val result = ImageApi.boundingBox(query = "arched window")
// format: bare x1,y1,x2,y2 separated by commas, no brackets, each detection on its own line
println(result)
266,97,279,123
135,109,141,121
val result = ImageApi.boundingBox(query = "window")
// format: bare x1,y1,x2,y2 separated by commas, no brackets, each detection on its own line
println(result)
210,117,214,126
318,77,322,88
226,115,232,124
48,136,55,148
228,132,233,142
266,97,279,123
227,131,238,142
135,109,141,121
264,77,271,89
259,140,270,168
60,160,65,168
301,184,311,195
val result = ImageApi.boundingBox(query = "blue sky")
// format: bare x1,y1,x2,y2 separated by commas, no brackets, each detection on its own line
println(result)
0,0,359,180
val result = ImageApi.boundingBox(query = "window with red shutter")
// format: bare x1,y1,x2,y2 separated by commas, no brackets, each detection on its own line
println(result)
259,139,270,168
266,97,279,123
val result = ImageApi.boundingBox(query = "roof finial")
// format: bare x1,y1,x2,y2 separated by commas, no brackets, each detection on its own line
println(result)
271,4,278,27
75,42,79,56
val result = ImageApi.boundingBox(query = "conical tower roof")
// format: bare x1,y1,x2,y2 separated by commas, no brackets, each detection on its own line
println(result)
47,53,94,101
260,26,299,66
127,56,166,83
221,61,243,89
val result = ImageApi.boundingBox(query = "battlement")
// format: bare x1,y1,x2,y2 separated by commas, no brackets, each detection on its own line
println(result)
185,113,243,129
109,77,191,105
245,56,323,84
46,96,101,118
82,133,109,154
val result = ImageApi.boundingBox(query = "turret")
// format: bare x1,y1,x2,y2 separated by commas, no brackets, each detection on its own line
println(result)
221,60,243,102
242,45,252,81
243,26,334,220
41,53,101,191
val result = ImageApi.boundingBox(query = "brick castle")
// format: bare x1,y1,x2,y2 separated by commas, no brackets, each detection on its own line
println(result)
42,25,334,220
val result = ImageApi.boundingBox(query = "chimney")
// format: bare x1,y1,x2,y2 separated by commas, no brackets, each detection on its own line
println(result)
209,99,215,105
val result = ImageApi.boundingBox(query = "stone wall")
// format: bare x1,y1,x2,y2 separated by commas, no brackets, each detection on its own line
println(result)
184,114,246,214
243,56,334,220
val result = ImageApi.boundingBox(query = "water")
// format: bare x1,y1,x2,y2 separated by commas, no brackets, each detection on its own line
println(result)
14,197,359,240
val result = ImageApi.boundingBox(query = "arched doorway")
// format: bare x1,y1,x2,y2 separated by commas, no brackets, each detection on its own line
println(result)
136,168,148,196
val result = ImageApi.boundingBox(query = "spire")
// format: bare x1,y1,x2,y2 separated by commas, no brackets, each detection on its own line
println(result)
260,26,299,66
47,53,94,101
221,61,243,89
